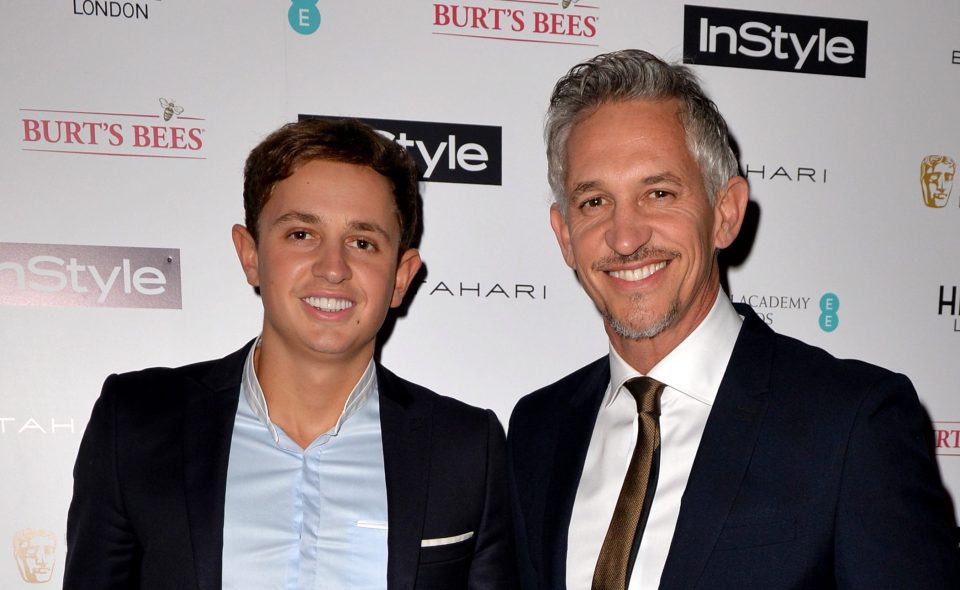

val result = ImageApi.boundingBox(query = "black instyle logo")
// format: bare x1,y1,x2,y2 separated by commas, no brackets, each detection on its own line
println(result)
683,5,868,78
300,115,502,186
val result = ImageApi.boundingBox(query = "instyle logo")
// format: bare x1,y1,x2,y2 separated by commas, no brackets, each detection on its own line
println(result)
72,0,159,20
432,0,599,47
0,243,182,309
920,155,955,208
13,529,56,584
938,285,960,332
744,163,827,184
683,5,868,77
934,422,960,455
425,279,547,300
20,99,207,159
289,0,320,34
300,114,502,185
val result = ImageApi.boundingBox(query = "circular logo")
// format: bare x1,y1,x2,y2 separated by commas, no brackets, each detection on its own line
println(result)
818,292,839,332
289,0,321,35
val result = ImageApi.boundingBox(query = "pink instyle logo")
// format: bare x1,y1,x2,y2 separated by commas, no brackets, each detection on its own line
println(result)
20,98,206,159
0,243,181,309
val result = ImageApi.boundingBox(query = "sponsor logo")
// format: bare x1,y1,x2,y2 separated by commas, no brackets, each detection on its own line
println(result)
432,0,600,47
0,243,182,309
743,163,827,184
300,114,502,185
921,155,955,208
20,98,207,159
938,285,960,332
289,0,320,35
683,5,868,78
0,417,77,435
934,422,960,456
13,528,56,584
424,280,547,299
735,292,837,331
72,0,160,20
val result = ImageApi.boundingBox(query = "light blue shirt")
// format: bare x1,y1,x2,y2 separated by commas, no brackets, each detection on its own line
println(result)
222,341,389,589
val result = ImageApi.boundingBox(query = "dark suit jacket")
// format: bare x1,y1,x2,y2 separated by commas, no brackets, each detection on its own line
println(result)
65,341,517,590
508,304,960,589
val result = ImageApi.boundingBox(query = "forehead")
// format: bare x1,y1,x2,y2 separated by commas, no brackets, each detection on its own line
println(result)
267,160,397,219
563,99,696,182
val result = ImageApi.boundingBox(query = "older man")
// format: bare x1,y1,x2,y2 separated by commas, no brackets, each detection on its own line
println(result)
508,49,959,590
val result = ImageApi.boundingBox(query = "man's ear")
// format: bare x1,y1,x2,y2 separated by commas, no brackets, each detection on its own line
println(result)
231,224,260,288
390,248,423,307
713,176,749,250
549,203,576,269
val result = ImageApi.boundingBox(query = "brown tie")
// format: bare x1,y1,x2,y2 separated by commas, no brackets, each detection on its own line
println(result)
592,376,665,590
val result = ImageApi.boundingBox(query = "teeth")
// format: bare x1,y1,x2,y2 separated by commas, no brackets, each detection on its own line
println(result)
609,261,667,281
303,296,353,312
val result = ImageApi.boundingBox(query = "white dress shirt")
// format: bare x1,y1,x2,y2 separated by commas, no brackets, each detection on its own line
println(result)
566,292,743,590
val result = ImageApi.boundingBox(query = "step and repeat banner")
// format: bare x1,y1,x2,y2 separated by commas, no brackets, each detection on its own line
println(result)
1,1,958,585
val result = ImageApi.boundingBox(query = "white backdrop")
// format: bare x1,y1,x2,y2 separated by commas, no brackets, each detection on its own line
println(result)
2,1,958,586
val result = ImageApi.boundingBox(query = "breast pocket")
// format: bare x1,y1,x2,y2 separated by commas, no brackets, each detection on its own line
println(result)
715,518,796,551
349,520,389,588
419,531,476,564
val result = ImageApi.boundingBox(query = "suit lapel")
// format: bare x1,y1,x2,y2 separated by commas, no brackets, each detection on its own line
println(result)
542,358,609,589
659,306,773,590
378,365,431,590
182,343,249,590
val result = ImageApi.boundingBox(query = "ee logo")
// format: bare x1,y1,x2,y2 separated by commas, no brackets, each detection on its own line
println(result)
819,292,839,332
289,0,320,35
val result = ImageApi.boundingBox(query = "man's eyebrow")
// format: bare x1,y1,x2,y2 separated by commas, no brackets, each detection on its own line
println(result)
642,172,684,185
348,220,391,240
570,180,602,197
271,211,322,227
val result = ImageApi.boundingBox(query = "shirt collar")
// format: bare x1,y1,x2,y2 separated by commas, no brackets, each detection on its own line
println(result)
607,289,743,407
241,337,378,445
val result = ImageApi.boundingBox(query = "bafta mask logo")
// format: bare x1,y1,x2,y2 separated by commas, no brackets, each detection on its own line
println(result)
921,155,956,208
12,529,56,584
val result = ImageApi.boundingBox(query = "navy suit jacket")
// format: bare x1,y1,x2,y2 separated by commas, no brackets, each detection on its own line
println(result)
65,341,517,590
508,304,959,589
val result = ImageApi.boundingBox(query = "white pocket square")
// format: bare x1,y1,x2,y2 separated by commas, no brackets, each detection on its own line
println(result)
420,531,474,547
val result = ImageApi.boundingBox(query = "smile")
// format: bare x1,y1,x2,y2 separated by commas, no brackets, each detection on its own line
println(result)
608,260,667,282
303,296,353,312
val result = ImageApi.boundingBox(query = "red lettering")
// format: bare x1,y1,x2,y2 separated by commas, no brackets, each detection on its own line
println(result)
583,15,597,37
108,124,123,147
511,9,524,32
187,128,203,150
132,125,150,147
151,126,169,148
433,4,449,26
63,121,83,144
936,429,950,448
22,119,41,142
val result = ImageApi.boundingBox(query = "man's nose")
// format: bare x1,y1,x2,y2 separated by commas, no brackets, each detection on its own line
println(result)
605,203,653,256
312,243,351,284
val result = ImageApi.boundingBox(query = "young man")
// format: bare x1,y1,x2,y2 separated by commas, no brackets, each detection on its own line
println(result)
66,118,516,589
508,49,960,590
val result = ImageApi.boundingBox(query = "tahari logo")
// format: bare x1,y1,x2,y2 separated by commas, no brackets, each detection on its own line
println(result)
938,285,960,332
72,0,161,20
744,163,828,184
0,243,182,309
0,416,77,435
920,155,955,208
432,0,599,47
12,528,56,584
425,279,547,300
20,98,206,159
735,292,838,332
933,422,960,456
683,5,868,78
289,0,320,35
300,114,502,185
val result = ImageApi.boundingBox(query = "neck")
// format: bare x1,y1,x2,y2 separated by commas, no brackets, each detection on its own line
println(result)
254,340,373,448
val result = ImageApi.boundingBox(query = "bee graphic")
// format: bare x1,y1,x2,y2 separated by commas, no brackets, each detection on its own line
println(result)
561,0,579,8
159,98,185,121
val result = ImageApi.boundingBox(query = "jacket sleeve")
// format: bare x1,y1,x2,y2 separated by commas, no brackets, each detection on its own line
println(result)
834,372,960,588
466,410,519,590
64,374,142,589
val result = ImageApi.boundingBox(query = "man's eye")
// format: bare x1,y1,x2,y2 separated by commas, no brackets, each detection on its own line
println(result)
351,238,377,251
289,230,310,240
650,190,673,199
580,196,603,209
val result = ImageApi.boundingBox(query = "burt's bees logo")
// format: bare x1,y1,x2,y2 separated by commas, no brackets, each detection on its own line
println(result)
12,528,56,584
